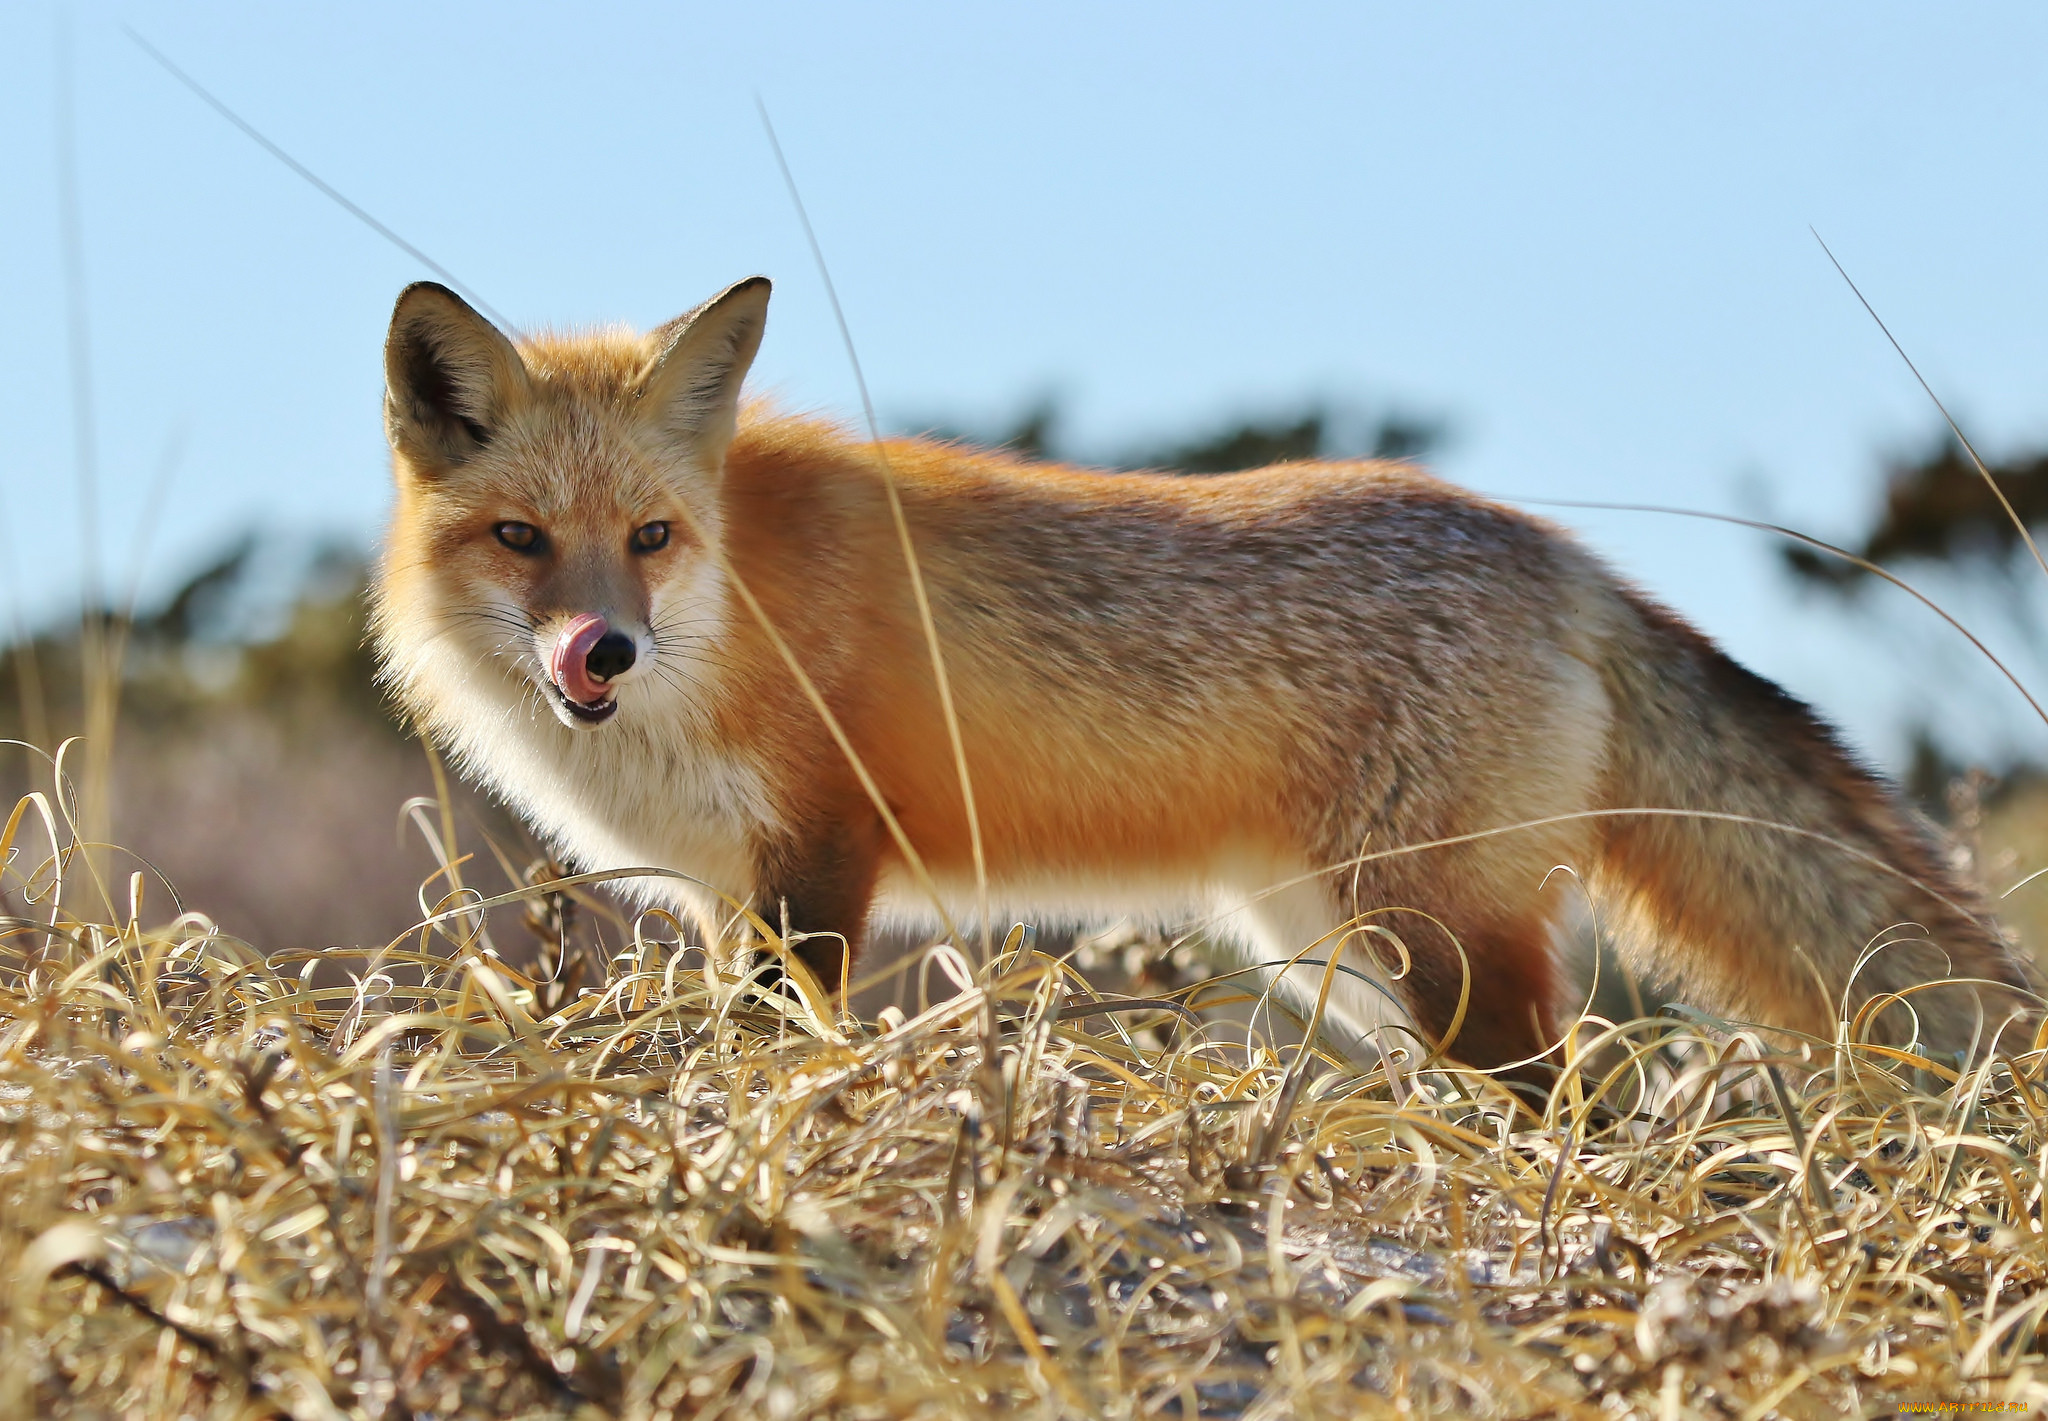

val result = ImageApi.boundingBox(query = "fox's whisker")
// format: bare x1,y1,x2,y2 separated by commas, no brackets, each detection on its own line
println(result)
647,644,732,672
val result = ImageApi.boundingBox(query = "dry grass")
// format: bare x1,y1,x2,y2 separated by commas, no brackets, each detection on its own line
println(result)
3,794,2048,1419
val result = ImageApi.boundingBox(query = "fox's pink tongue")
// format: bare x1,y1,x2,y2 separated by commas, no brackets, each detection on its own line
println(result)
550,613,612,705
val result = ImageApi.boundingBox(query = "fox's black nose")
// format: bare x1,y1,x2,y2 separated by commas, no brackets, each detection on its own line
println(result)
584,630,637,681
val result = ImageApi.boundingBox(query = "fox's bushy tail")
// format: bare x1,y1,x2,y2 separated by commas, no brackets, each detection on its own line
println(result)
1591,590,2037,1057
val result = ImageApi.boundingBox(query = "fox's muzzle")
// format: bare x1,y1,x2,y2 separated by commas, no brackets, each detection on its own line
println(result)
547,613,636,723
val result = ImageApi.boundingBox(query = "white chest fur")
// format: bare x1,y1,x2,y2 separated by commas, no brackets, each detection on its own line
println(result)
401,631,774,930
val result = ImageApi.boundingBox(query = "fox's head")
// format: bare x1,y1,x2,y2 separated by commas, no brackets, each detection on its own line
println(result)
374,277,769,732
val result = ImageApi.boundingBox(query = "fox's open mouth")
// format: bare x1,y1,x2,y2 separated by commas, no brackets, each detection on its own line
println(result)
544,678,618,724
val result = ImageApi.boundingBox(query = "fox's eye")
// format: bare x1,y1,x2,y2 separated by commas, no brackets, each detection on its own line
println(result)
494,521,545,553
631,521,671,553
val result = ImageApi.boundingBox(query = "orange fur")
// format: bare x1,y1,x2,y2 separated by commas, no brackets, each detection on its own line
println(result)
371,277,2035,1070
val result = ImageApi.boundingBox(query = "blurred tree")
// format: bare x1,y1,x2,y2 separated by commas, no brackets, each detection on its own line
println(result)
1784,435,2048,588
1125,407,1447,474
1133,412,1323,473
131,533,258,644
993,398,1058,460
927,399,1451,475
1783,431,2048,857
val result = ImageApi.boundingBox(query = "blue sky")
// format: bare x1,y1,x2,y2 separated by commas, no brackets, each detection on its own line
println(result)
3,3,2047,765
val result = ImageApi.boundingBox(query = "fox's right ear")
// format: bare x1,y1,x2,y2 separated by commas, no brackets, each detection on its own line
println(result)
383,283,528,470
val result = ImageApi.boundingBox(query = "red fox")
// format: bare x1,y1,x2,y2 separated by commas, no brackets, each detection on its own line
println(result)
370,276,2035,1070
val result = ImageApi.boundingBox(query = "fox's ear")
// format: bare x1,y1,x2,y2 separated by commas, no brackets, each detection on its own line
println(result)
639,276,770,463
384,282,528,470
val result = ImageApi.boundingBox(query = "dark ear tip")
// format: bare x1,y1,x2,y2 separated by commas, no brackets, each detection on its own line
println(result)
391,280,468,322
723,275,771,306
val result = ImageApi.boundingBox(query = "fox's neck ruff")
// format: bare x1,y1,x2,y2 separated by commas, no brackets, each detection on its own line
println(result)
381,564,777,925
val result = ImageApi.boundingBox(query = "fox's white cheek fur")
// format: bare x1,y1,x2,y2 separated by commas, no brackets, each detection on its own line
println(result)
464,587,542,683
642,557,726,684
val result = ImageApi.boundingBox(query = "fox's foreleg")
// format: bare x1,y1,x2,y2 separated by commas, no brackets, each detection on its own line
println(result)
749,813,886,1000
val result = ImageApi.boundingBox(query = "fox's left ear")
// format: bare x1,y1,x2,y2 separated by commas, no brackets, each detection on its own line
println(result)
639,276,771,465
